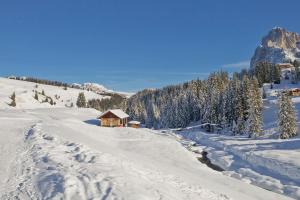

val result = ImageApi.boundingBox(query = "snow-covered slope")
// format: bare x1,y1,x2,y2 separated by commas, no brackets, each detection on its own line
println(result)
0,77,108,109
173,79,300,199
72,82,134,98
0,108,291,200
176,128,300,199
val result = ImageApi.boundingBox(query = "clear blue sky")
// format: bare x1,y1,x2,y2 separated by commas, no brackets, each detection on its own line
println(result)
1,0,300,92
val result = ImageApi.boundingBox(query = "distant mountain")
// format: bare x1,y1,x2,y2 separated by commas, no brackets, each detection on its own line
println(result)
73,82,113,94
250,27,300,68
71,82,133,98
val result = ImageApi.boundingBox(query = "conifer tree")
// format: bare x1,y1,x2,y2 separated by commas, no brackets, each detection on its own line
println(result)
242,75,251,121
278,92,298,139
271,64,281,83
76,92,86,108
42,90,45,95
247,78,263,138
9,92,16,107
34,91,39,101
50,98,54,105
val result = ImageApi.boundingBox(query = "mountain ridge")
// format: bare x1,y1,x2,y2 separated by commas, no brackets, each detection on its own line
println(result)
250,27,300,68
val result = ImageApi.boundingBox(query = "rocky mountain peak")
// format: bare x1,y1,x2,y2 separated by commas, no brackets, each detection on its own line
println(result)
250,27,300,68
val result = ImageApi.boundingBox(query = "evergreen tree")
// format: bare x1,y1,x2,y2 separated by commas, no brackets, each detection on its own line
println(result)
9,92,16,107
241,75,251,121
293,60,300,83
42,90,45,95
50,98,54,105
278,92,298,139
247,78,263,138
34,91,39,101
76,92,86,108
272,65,281,84
10,92,16,101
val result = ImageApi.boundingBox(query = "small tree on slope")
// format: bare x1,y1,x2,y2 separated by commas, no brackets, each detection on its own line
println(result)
278,92,298,139
34,91,39,101
76,92,86,108
9,92,16,107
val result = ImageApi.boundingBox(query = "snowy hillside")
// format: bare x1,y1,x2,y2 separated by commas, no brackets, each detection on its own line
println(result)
73,82,134,98
0,76,294,199
0,77,108,109
170,78,300,199
0,108,291,200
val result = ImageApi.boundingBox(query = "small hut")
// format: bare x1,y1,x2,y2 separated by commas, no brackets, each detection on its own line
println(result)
289,88,300,96
98,109,129,127
128,121,141,128
277,63,294,70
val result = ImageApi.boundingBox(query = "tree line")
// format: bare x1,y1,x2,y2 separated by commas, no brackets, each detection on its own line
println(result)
125,63,298,139
76,92,125,112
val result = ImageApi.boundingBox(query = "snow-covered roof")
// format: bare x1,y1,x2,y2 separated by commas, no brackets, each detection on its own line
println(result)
99,109,129,119
128,120,141,125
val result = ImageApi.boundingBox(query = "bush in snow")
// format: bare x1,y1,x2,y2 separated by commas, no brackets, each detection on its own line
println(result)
76,92,86,108
278,92,298,139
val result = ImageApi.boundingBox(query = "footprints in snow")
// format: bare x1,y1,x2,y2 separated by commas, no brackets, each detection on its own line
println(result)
21,123,117,200
64,142,97,164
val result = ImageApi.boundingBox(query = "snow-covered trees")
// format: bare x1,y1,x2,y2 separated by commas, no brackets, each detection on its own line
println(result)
253,62,280,86
76,92,86,108
247,78,263,138
87,94,125,111
126,71,262,132
278,92,298,139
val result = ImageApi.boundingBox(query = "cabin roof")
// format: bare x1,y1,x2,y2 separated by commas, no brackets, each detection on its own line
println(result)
99,109,129,119
128,120,141,125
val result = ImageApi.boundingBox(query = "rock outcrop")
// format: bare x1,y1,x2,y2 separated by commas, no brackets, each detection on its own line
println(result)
250,27,300,68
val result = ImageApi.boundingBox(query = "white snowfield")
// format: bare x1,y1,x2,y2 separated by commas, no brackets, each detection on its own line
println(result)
0,77,108,109
0,108,291,200
177,129,300,199
0,78,295,199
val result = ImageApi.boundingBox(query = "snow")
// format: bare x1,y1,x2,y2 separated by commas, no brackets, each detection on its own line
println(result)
0,77,108,109
171,78,300,199
0,108,291,200
173,129,300,199
128,120,141,125
0,77,295,199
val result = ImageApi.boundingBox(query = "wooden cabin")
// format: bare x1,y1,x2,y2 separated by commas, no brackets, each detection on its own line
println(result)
98,109,129,127
128,121,141,128
289,88,300,97
277,63,294,70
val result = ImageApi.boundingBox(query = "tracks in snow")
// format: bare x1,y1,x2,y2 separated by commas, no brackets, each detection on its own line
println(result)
1,121,232,200
1,123,118,200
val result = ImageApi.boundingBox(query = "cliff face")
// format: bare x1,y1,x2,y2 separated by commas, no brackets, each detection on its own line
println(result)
250,27,300,68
